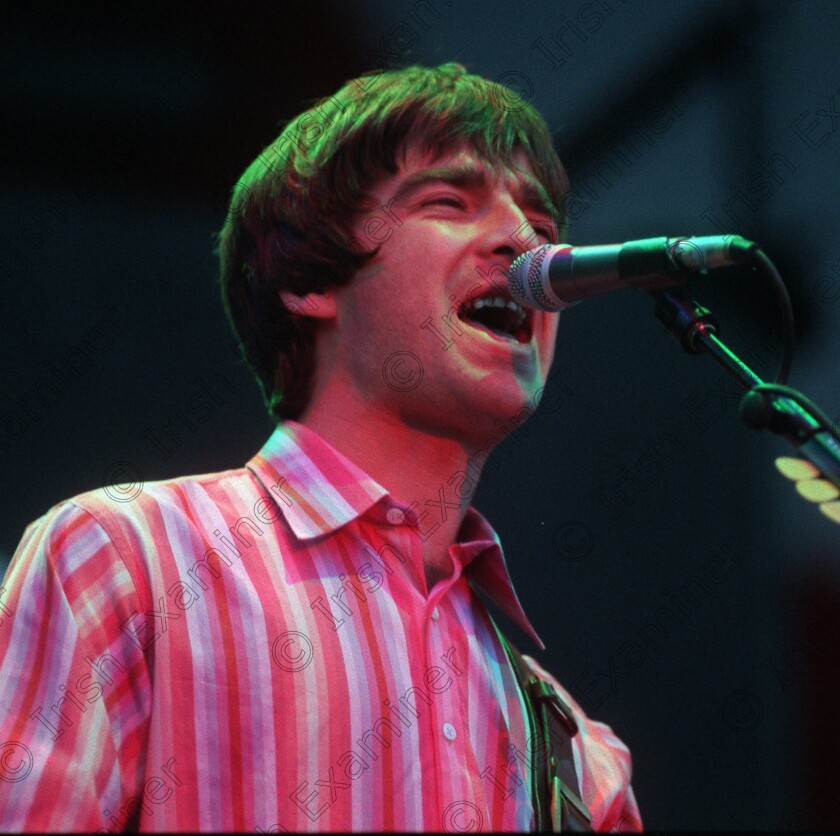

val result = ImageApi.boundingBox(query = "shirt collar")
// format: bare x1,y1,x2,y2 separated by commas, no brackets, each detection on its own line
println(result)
247,420,544,650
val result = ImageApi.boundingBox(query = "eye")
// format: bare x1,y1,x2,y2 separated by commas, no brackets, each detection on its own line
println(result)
530,219,557,242
421,195,465,209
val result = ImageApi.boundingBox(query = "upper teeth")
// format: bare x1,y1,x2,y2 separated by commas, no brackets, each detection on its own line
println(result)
467,297,525,317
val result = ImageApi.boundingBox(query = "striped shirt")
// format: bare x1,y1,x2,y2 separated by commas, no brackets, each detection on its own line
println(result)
0,420,641,831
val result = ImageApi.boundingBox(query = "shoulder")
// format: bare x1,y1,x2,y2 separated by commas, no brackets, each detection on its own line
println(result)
12,464,256,596
522,652,632,769
522,653,642,831
77,462,256,534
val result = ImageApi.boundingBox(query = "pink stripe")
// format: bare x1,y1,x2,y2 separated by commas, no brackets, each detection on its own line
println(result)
0,423,642,832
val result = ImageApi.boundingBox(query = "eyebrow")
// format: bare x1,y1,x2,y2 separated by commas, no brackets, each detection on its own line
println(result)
389,162,556,219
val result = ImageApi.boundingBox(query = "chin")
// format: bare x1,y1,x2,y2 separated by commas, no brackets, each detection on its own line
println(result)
473,385,542,434
487,374,544,410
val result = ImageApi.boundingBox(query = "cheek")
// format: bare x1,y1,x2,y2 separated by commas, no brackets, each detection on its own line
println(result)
543,313,560,342
540,317,561,366
337,275,415,354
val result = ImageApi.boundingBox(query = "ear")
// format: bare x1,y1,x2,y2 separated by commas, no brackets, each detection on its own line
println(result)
279,289,337,320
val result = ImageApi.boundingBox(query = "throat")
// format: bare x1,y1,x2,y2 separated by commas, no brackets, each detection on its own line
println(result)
421,547,456,594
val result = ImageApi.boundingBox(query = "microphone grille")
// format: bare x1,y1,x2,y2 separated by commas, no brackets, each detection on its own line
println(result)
508,250,530,305
509,244,566,311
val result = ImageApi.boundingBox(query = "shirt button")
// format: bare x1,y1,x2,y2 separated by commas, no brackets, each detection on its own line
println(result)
443,723,457,741
431,607,440,621
386,507,404,525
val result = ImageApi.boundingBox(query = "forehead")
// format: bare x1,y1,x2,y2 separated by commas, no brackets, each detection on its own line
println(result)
376,141,554,219
393,142,543,191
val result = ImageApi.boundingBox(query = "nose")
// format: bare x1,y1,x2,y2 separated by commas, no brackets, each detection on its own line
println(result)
479,189,543,265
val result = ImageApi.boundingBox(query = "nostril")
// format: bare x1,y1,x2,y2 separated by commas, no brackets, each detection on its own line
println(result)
492,245,517,259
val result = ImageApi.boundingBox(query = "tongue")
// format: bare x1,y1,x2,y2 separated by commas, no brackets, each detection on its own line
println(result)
462,315,516,342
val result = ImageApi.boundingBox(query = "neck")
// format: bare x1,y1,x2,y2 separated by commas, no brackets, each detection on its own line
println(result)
299,391,485,593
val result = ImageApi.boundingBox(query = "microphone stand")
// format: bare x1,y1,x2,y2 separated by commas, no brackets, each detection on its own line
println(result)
650,288,840,490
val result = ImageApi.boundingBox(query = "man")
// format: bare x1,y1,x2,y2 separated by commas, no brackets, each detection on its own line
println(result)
0,63,641,831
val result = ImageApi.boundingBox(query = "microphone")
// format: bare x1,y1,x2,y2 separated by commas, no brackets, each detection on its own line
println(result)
508,235,758,311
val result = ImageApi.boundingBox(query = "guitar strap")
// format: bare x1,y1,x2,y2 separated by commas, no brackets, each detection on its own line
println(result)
490,615,593,832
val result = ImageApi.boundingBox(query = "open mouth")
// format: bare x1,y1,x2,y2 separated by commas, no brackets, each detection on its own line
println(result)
457,294,533,344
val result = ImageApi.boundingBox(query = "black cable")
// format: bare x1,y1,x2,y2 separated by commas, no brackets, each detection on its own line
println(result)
751,248,795,385
747,382,840,443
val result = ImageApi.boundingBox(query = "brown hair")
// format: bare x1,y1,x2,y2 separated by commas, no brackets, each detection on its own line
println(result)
216,62,568,422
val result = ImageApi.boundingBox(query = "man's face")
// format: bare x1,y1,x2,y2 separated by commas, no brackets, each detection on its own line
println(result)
321,142,562,447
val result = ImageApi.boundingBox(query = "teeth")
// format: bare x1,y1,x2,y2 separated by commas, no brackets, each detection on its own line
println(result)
459,295,529,340
467,296,526,322
470,297,523,316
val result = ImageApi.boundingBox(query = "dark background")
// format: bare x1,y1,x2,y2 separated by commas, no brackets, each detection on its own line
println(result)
3,0,839,829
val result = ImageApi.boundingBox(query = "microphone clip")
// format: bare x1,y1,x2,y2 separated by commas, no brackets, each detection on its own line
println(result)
651,287,719,354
